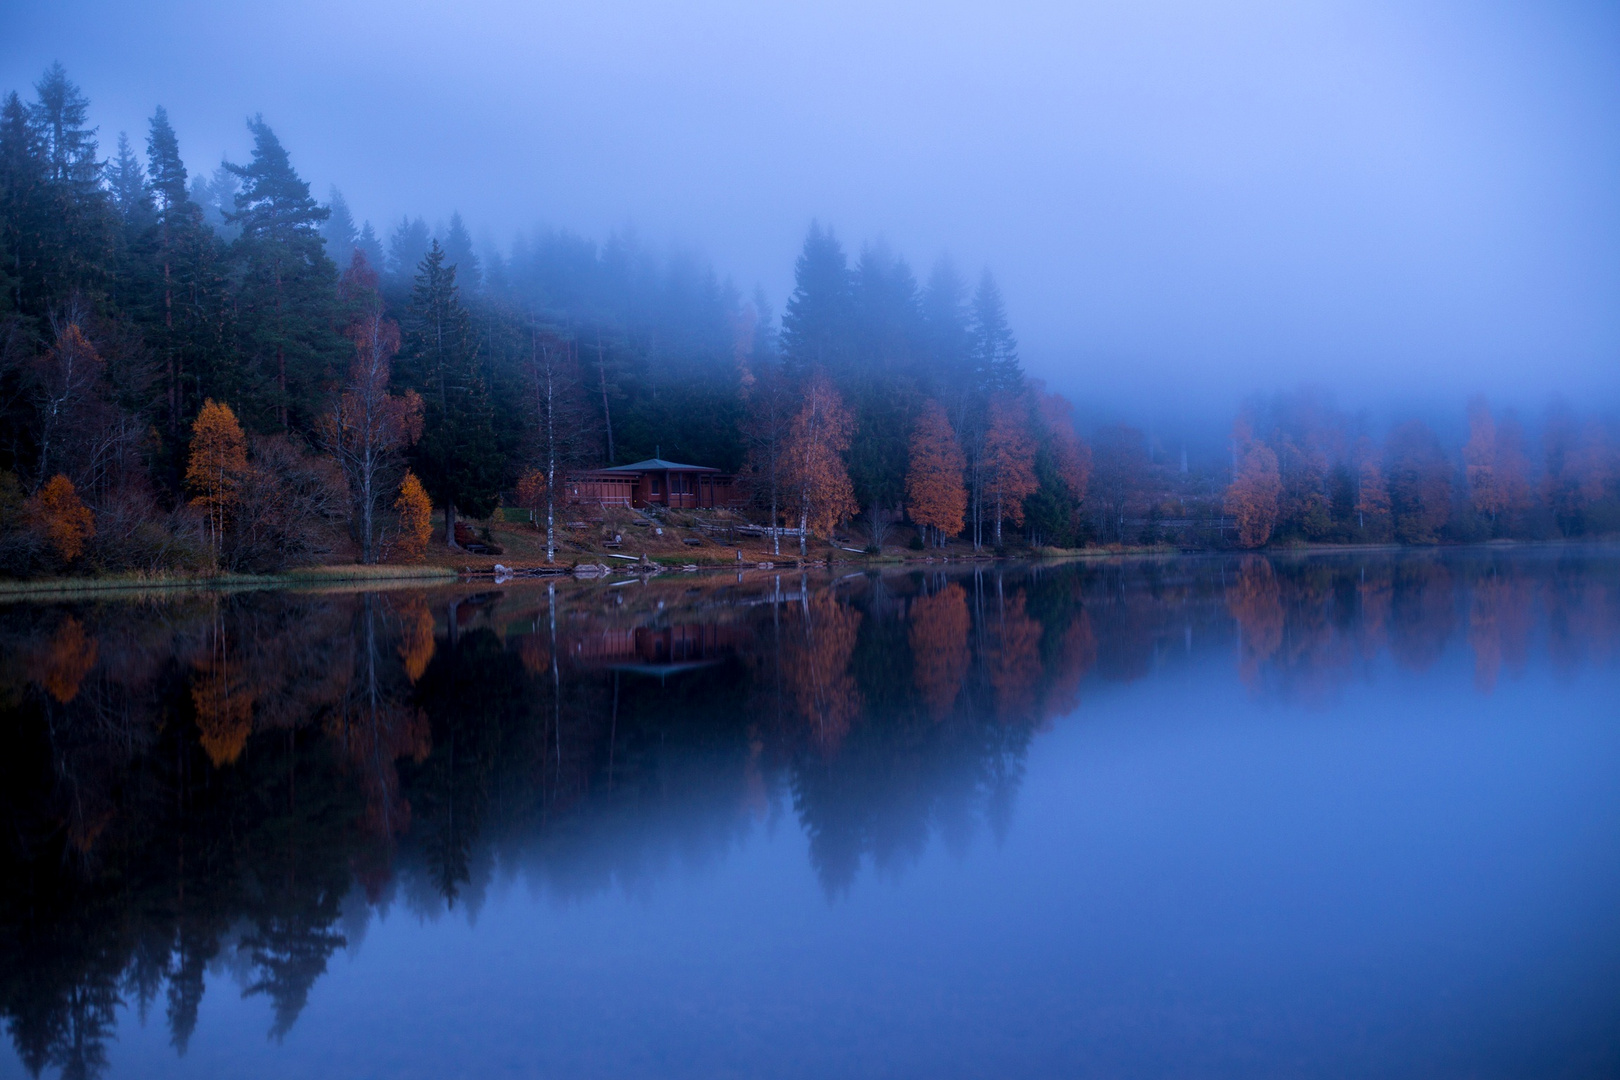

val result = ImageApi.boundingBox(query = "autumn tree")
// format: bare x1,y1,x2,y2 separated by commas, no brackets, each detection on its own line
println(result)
320,303,423,563
982,395,1038,547
1090,424,1151,543
185,399,248,558
1356,458,1392,539
783,376,857,555
515,468,546,527
1463,396,1502,526
394,471,432,561
31,473,94,562
905,399,966,547
1225,440,1281,548
32,319,104,488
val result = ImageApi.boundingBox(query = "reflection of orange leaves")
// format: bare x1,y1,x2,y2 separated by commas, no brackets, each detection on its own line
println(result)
909,583,970,719
518,633,550,676
987,590,1042,721
1229,557,1284,685
191,663,254,767
397,599,436,681
1469,574,1535,693
34,615,98,703
784,593,863,755
1044,610,1097,719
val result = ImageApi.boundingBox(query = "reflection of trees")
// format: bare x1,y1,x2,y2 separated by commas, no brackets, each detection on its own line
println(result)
2,553,1616,1071
909,582,970,719
1469,571,1535,692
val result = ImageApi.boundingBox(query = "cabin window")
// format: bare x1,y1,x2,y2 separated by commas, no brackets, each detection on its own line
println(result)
650,476,661,495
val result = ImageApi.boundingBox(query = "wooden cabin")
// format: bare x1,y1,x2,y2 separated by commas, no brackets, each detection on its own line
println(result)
565,457,740,511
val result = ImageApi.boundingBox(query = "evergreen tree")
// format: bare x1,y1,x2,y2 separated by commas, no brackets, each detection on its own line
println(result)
108,133,153,230
0,91,44,327
26,64,112,308
399,242,502,543
969,269,1021,395
322,187,358,269
226,115,342,431
147,105,229,450
387,216,429,282
355,220,384,273
442,211,481,293
780,221,852,377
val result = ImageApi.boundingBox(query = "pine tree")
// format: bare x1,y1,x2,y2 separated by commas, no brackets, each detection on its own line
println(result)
26,64,113,309
226,115,342,431
387,216,429,281
970,269,1021,396
322,187,358,269
108,133,153,230
780,221,852,377
399,242,501,545
147,105,229,452
442,211,481,292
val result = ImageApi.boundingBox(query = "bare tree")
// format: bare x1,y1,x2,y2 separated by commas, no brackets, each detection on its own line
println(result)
527,327,591,563
320,312,423,563
742,355,793,555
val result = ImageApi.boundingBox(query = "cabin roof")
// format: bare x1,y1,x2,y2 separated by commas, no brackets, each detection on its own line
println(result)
600,457,721,474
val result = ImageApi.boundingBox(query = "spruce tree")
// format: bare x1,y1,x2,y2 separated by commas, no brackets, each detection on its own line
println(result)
109,133,153,229
26,64,113,309
442,211,481,292
226,115,342,431
780,221,853,378
400,241,502,544
146,105,227,447
969,269,1021,396
322,187,358,268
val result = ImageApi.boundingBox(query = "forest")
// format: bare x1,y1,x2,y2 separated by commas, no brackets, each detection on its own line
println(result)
1,65,1617,581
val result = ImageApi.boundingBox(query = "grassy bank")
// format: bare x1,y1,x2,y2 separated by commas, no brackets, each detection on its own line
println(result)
0,563,457,602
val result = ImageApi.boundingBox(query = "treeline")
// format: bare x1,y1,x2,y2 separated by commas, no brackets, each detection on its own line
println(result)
0,65,1092,580
1220,389,1619,548
0,66,1614,580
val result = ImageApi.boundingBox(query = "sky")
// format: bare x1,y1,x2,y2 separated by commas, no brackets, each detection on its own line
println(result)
2,0,1617,420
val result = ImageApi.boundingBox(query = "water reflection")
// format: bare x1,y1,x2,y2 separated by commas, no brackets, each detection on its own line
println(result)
0,549,1616,1077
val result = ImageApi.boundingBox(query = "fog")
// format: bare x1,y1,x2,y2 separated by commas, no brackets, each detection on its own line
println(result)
3,0,1617,419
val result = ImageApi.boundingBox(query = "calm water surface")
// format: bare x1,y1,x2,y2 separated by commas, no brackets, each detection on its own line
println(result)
2,549,1618,1079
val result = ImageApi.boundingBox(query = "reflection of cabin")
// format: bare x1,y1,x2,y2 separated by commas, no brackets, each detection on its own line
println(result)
564,457,740,511
571,624,743,678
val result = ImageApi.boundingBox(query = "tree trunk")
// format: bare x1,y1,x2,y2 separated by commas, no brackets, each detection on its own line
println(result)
445,501,459,549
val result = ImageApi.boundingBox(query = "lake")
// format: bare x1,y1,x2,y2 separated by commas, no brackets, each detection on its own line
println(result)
2,548,1618,1079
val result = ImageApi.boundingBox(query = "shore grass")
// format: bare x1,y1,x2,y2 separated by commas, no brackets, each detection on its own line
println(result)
0,563,456,602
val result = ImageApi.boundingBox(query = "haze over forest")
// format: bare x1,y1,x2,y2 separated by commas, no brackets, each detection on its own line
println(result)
4,0,1617,422
0,2,1618,584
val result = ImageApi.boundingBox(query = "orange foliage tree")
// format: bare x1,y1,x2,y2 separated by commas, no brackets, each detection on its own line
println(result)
783,376,857,555
1356,457,1392,538
185,399,249,558
983,396,1037,546
515,468,547,527
394,471,433,561
1225,440,1281,548
32,474,95,563
905,400,967,547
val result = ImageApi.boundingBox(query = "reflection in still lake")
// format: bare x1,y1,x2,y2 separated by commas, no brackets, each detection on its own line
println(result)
2,549,1619,1078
